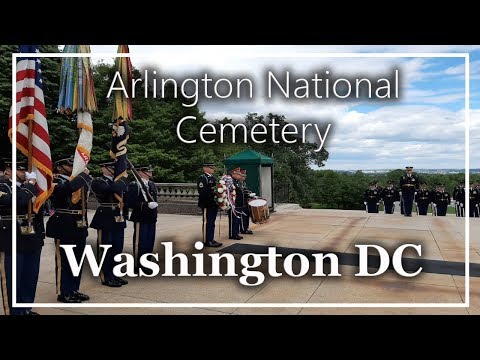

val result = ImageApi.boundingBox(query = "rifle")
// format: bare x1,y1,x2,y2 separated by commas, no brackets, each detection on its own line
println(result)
126,158,154,203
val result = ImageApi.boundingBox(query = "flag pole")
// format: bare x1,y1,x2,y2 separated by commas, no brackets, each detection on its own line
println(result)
25,119,35,234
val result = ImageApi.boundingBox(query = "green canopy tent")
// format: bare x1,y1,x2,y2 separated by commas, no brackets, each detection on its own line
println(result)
224,149,274,210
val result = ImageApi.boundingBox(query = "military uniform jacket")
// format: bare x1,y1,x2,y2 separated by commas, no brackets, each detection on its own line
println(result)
400,174,419,194
0,179,44,253
364,189,381,203
453,186,466,204
469,188,480,205
415,189,432,204
197,173,217,208
90,176,128,231
234,179,245,207
125,179,158,224
432,191,450,205
45,173,92,243
242,181,252,205
381,187,398,203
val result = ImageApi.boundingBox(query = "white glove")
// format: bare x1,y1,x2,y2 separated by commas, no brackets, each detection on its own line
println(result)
25,171,37,180
249,193,256,198
364,202,367,205
399,191,402,195
148,202,158,209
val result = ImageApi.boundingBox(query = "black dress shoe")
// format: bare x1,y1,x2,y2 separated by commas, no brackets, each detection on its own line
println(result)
114,277,128,285
230,235,243,240
102,279,122,287
57,294,82,303
204,240,222,247
241,230,253,234
73,291,90,301
25,311,40,315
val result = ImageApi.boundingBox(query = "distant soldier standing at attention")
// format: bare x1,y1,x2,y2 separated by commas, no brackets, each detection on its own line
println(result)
381,180,398,214
432,183,450,216
453,181,465,217
399,166,419,217
415,181,431,216
364,181,380,213
469,180,480,218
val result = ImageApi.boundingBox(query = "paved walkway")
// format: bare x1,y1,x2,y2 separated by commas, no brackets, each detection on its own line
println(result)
2,205,478,315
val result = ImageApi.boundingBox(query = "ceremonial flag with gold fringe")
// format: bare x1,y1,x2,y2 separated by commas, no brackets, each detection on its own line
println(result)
110,45,132,204
8,45,54,213
57,45,97,204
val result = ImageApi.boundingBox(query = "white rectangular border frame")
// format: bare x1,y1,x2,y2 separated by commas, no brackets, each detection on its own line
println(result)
11,51,470,309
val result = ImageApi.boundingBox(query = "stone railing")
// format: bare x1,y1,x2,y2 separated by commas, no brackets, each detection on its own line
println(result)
156,183,198,202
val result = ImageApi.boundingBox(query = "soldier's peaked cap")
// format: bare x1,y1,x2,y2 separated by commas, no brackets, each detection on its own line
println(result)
1,158,26,170
203,162,216,167
54,157,74,167
137,165,153,171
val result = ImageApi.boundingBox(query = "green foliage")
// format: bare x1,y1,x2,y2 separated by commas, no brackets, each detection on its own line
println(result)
302,170,470,210
4,50,467,212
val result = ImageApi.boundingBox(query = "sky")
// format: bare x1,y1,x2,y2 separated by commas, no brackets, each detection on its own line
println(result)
90,45,480,170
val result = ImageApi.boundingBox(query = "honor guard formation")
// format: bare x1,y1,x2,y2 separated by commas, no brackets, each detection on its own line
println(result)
1,159,477,315
363,166,479,217
0,157,260,314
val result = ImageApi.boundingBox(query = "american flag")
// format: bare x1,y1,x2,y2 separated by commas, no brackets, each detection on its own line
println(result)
8,45,54,213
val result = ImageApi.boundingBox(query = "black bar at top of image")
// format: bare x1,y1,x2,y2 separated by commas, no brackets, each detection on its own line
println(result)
1,15,480,45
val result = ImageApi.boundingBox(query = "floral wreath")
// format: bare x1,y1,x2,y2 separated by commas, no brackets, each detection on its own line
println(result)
216,174,237,212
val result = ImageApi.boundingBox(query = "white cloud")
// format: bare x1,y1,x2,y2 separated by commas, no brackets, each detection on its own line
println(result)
86,45,479,169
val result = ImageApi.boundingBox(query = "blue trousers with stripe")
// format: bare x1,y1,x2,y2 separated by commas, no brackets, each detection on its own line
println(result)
1,248,42,315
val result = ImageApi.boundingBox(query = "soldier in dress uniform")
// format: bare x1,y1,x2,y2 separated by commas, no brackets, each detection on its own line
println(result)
0,159,44,315
90,161,129,287
381,180,398,214
197,162,222,247
399,166,419,217
469,180,480,218
432,183,450,216
46,157,92,303
228,168,244,240
415,181,431,216
453,181,465,217
239,169,254,235
125,165,158,274
364,181,381,213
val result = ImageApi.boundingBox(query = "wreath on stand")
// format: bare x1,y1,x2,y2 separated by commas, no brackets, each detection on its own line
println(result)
216,175,236,212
